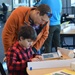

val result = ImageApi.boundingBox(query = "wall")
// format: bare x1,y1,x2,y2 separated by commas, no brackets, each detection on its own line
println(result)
0,0,11,5
0,0,75,13
0,0,12,11
62,0,71,14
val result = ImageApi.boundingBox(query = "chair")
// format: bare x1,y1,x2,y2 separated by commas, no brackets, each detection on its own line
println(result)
0,62,6,75
0,14,4,21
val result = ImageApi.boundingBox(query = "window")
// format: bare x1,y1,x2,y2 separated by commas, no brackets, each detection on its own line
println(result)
71,0,75,6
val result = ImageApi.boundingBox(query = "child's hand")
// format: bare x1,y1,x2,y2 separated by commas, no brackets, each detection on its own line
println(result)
35,55,43,61
31,58,40,62
31,55,43,62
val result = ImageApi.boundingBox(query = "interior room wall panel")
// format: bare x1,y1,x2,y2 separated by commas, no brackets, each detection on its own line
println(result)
62,0,72,14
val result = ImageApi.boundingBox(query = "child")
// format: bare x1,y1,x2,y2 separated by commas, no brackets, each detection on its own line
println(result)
6,25,42,75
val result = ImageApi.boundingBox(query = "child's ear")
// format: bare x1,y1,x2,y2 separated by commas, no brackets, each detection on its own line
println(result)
20,36,23,41
36,10,40,15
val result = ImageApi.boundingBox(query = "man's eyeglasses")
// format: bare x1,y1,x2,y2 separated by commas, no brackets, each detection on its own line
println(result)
46,12,52,18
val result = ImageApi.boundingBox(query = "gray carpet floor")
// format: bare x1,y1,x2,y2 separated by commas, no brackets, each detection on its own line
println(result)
0,11,11,63
0,22,5,63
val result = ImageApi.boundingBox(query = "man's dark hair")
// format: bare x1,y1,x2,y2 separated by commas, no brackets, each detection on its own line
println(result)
18,25,37,41
36,4,51,16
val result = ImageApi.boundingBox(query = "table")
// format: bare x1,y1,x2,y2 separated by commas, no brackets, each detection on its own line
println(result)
60,27,75,48
27,67,70,75
27,48,75,75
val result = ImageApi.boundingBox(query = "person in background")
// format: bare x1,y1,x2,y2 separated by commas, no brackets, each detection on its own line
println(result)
2,3,8,14
6,25,42,75
37,0,62,53
2,3,8,22
2,4,51,61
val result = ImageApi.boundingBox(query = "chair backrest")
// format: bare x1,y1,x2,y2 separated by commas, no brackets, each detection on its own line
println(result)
0,62,6,75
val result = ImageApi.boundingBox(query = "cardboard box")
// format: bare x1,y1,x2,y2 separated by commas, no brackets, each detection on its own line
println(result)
61,23,75,33
28,48,75,70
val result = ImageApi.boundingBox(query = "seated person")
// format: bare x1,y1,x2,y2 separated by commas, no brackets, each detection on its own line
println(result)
6,25,42,75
